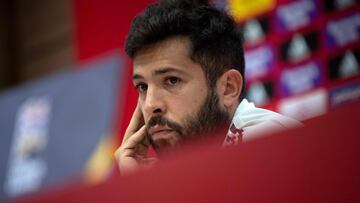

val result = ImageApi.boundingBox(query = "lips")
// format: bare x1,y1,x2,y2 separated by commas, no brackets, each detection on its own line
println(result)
149,125,174,139
148,125,180,154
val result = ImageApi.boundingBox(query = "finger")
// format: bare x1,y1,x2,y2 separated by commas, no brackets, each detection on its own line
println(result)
115,126,146,159
122,125,147,150
123,104,144,142
127,104,143,133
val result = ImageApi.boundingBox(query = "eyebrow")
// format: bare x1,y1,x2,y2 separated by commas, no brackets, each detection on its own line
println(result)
132,67,188,80
153,67,187,75
132,74,144,80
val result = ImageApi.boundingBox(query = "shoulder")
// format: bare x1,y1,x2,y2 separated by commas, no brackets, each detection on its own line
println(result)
232,99,303,141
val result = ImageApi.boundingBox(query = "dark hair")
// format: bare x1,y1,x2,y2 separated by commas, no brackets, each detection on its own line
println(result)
125,0,245,100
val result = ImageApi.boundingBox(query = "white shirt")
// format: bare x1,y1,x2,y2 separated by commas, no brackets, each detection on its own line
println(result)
223,99,303,146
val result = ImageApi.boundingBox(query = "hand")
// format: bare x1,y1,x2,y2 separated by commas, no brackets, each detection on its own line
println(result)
114,105,156,175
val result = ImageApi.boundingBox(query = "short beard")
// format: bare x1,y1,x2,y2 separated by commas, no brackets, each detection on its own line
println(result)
146,89,231,151
183,89,231,139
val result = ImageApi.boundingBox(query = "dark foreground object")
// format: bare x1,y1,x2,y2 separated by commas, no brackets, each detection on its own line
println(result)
11,103,360,202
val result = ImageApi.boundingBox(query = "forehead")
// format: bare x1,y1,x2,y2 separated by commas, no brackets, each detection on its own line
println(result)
133,36,195,72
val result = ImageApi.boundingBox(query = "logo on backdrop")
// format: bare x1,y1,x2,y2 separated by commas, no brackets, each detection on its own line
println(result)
288,34,311,61
281,31,318,62
329,81,360,108
245,45,275,80
4,97,52,197
280,61,323,96
275,0,317,32
326,13,360,48
243,16,269,45
324,0,356,12
278,89,327,121
246,81,273,106
329,49,360,80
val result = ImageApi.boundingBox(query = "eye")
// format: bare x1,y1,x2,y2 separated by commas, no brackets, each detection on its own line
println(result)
166,77,180,85
135,83,148,93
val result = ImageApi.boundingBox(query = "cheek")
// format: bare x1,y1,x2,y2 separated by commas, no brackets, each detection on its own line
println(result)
170,86,208,122
193,87,207,105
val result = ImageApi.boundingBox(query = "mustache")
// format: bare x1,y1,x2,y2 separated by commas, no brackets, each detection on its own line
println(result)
146,116,183,136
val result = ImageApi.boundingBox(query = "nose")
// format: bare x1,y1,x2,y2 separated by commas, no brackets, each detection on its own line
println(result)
143,86,166,118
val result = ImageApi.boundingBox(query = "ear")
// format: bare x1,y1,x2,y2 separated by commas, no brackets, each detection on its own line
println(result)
216,69,243,109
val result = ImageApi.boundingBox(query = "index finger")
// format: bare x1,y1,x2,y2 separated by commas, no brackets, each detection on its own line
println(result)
123,104,144,141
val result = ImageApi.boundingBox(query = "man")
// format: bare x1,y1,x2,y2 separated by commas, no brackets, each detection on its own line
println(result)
115,0,301,174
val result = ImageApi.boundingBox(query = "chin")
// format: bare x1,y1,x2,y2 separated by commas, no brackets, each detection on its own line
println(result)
150,131,181,155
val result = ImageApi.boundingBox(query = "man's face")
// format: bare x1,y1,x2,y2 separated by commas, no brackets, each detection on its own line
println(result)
133,37,230,154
